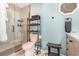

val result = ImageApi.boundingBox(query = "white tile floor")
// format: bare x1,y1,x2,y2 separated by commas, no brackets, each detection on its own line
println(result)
9,49,65,56
9,50,48,56
9,50,65,56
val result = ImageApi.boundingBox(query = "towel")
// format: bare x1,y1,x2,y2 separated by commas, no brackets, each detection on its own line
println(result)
0,3,8,42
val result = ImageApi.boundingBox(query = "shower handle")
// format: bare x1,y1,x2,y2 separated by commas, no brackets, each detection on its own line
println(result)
12,25,15,32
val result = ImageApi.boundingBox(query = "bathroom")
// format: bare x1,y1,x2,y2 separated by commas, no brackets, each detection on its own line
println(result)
0,3,79,56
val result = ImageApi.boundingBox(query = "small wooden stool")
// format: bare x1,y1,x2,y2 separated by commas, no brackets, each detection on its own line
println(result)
47,43,61,56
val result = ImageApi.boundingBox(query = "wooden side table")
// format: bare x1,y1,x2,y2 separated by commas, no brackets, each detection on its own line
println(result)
47,43,62,56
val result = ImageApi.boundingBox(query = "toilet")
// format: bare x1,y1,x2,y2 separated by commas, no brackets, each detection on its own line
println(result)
22,33,37,56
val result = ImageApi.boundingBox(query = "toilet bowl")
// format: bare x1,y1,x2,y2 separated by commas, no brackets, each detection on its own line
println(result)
22,33,37,56
22,42,35,56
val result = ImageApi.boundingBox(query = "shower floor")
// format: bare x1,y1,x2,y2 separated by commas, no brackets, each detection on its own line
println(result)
0,39,21,52
0,41,21,53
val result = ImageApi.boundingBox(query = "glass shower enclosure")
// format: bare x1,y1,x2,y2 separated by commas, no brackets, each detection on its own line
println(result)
0,3,27,56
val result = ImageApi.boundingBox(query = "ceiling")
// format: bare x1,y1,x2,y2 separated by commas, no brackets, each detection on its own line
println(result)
13,3,43,8
13,3,29,8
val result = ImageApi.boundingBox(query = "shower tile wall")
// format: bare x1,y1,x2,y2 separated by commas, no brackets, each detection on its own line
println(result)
7,3,29,43
21,6,30,43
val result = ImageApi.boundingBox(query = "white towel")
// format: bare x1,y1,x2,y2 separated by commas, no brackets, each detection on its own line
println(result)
0,3,8,42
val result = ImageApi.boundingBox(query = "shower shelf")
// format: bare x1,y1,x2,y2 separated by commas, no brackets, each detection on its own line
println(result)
29,19,40,21
28,30,39,32
28,23,40,26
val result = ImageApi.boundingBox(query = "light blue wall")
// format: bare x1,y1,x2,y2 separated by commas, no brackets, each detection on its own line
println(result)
41,3,79,55
41,3,66,55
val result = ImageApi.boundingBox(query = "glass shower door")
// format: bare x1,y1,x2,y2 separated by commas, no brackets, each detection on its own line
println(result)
5,3,22,55
0,3,29,56
0,4,15,56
